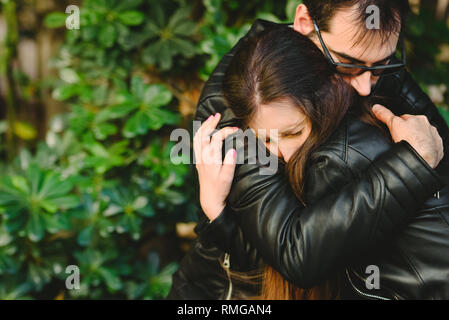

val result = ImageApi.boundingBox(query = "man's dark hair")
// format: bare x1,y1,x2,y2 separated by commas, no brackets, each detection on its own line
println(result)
303,0,411,46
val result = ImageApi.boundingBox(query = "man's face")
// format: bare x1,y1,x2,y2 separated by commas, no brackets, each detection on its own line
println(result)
309,6,400,96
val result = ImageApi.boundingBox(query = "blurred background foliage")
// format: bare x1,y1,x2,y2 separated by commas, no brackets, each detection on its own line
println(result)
0,0,448,299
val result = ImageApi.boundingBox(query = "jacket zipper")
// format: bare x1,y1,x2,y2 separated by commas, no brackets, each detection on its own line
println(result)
222,253,233,300
345,269,392,300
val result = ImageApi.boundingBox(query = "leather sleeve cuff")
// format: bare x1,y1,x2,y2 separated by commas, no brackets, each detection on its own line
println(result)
195,207,237,252
372,140,445,229
397,140,445,189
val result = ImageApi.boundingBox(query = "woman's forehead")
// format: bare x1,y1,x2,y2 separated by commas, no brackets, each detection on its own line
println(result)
251,99,306,130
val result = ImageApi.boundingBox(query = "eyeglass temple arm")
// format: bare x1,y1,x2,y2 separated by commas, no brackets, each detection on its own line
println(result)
312,20,336,64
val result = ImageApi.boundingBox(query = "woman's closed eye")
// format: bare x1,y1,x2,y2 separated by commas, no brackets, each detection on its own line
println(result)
283,130,303,138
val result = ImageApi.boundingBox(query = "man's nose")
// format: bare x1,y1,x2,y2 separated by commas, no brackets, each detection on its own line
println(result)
350,71,373,96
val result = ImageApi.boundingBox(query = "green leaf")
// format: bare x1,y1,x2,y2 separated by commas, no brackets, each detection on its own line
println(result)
59,68,80,84
167,7,191,31
5,212,26,233
171,21,196,37
131,76,145,100
28,164,43,195
0,228,12,246
39,199,58,213
147,108,179,130
92,85,109,105
81,26,99,41
39,173,73,199
78,225,95,246
14,121,37,141
99,24,117,48
42,213,66,233
0,192,18,206
142,22,161,39
44,12,67,28
161,189,185,205
84,141,110,158
27,212,45,242
128,215,141,240
114,0,143,11
159,262,179,277
109,140,129,156
123,112,150,138
96,103,138,122
48,195,80,209
28,263,52,287
132,196,147,210
117,26,149,50
94,123,118,140
144,84,173,107
286,0,299,22
149,3,165,28
118,11,144,26
118,214,141,240
103,204,123,217
169,38,196,58
142,41,173,70
256,12,282,24
136,205,155,218
52,84,79,101
98,268,122,291
11,176,29,194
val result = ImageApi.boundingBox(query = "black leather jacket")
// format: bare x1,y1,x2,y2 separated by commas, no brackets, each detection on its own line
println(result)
168,20,449,300
304,114,449,299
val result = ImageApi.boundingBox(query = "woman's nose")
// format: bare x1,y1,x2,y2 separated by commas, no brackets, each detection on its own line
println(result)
276,145,285,160
278,144,294,163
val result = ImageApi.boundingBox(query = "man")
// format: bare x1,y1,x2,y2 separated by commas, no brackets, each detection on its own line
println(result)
168,0,448,299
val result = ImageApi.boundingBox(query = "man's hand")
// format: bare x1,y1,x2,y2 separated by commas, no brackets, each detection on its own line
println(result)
372,104,444,168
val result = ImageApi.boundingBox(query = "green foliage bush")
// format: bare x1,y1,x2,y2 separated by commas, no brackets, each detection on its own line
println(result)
1,0,206,299
0,0,448,299
0,0,294,300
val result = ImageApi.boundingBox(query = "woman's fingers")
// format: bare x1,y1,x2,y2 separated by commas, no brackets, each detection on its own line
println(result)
194,114,219,145
210,127,239,160
201,113,221,144
220,148,237,184
194,113,221,163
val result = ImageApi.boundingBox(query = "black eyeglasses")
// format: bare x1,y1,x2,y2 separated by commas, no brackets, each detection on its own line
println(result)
312,20,406,77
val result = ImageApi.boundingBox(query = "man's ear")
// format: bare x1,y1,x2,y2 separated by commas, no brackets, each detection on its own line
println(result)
293,4,315,36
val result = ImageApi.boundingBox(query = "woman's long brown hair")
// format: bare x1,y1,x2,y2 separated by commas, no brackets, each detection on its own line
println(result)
222,26,384,300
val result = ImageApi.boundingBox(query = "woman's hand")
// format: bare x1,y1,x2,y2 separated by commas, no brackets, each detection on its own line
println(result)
194,113,238,221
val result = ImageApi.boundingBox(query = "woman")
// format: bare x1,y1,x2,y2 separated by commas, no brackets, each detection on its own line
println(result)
170,26,359,300
194,26,449,299
193,26,356,299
